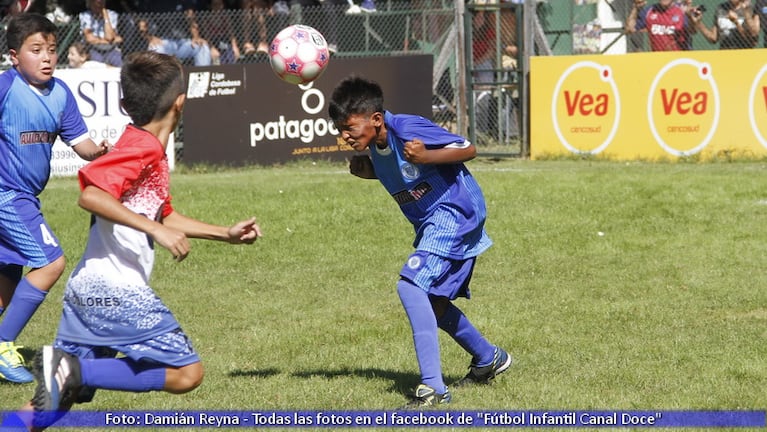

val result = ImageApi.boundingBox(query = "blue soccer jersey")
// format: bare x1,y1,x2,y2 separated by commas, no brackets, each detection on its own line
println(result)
0,68,89,195
369,111,492,260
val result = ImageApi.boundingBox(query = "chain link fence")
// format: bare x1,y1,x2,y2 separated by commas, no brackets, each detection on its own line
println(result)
4,0,764,159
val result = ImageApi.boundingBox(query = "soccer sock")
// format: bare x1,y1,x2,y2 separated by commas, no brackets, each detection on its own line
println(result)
436,302,495,367
81,358,166,392
0,278,47,342
397,280,446,393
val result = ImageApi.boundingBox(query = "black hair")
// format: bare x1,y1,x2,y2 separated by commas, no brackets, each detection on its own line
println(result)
6,13,57,52
328,76,384,127
120,51,185,126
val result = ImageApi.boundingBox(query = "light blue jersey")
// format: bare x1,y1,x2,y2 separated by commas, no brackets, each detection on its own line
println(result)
0,67,88,195
369,111,492,260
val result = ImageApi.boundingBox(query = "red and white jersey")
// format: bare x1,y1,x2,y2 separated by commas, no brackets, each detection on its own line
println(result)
57,125,178,345
74,124,173,286
636,3,691,51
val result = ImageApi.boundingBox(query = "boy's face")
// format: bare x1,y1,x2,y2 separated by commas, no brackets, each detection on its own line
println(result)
67,46,85,68
12,32,58,88
336,112,383,151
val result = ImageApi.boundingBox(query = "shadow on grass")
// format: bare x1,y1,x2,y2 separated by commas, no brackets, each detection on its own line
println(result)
227,368,281,379
291,368,463,396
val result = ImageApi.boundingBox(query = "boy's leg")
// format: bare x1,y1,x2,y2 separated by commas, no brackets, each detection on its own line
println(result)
435,301,512,386
432,297,495,366
0,258,64,342
396,279,448,396
0,194,66,383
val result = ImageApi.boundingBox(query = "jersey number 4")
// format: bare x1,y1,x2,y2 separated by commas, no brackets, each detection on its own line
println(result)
40,224,59,247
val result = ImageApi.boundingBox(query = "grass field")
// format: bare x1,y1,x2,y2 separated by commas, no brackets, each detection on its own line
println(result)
1,158,766,430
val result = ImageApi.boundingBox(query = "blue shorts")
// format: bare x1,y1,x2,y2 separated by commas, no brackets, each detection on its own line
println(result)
399,250,476,300
54,328,200,404
0,190,63,270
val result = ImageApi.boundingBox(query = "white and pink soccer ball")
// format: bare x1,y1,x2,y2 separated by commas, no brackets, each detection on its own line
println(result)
269,24,330,85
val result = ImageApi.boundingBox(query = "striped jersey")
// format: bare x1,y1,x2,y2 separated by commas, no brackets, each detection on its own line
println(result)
0,67,89,195
369,111,492,260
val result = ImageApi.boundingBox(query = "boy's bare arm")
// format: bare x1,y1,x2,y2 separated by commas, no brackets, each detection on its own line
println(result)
72,138,110,161
79,185,192,261
162,211,262,244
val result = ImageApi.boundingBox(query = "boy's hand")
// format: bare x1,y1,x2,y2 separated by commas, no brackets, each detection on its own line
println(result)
227,217,262,244
152,225,191,262
403,139,427,163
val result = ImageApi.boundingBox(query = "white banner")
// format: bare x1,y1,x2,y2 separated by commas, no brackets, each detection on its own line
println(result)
50,68,174,177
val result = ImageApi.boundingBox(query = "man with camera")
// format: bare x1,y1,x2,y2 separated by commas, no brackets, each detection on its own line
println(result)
691,0,760,49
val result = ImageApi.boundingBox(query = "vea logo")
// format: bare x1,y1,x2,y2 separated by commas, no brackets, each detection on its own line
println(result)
748,64,767,150
648,59,719,156
552,61,620,154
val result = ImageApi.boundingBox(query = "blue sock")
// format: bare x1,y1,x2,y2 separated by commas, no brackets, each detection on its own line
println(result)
0,278,47,342
437,302,495,366
81,358,166,392
397,279,446,393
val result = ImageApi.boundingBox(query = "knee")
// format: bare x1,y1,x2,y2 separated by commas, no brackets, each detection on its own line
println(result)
172,363,204,394
28,256,66,291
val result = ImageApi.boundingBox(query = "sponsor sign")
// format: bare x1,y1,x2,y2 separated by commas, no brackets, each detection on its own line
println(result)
50,68,174,177
531,49,767,160
181,55,433,165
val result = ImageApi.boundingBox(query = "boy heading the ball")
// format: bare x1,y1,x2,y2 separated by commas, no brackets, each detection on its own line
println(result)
329,76,512,408
4,51,262,430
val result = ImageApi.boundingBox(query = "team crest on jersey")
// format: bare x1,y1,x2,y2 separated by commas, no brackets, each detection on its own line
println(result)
672,15,679,22
407,255,422,269
401,163,419,180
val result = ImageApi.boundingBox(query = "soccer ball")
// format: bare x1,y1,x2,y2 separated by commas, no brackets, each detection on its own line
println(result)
269,24,330,85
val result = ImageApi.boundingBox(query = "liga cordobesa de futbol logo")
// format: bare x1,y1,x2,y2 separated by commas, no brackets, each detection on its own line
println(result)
551,62,620,155
647,59,719,157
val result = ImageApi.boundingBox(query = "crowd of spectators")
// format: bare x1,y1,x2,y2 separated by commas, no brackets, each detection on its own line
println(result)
624,0,762,51
0,0,382,68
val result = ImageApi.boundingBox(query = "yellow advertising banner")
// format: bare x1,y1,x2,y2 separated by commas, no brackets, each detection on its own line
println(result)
530,49,767,160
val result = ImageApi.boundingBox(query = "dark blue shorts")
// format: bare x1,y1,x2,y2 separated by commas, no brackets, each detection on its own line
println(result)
399,250,476,300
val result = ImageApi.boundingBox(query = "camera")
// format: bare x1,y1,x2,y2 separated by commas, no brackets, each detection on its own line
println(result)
693,4,707,15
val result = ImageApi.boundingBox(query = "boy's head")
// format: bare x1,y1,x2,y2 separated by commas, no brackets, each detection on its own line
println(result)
7,13,58,88
328,76,385,152
67,42,88,68
120,51,186,127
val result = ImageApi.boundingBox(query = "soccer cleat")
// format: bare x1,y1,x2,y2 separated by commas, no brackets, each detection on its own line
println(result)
400,384,451,409
0,341,34,383
31,346,82,413
453,346,512,387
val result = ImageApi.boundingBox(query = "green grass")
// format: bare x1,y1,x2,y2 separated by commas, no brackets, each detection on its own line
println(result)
2,159,767,430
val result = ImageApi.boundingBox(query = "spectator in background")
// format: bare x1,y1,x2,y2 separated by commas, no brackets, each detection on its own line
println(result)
472,10,496,84
500,2,518,72
136,0,212,66
345,0,375,14
67,41,113,68
239,0,286,59
625,0,695,51
79,0,123,67
201,0,240,64
692,0,759,48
